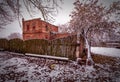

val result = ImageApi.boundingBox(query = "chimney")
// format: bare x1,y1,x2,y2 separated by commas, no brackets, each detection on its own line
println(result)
22,18,25,35
22,18,24,22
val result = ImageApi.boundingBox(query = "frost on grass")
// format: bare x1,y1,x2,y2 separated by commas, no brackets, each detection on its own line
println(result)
0,51,120,82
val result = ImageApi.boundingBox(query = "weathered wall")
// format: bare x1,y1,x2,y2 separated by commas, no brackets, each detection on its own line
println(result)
23,32,50,40
23,18,58,40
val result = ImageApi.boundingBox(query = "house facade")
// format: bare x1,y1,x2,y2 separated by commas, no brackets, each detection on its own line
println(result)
22,18,69,40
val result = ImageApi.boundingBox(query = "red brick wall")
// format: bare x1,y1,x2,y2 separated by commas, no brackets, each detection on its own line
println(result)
23,18,58,40
49,33,70,40
23,32,50,40
55,33,69,39
22,18,71,40
39,20,58,32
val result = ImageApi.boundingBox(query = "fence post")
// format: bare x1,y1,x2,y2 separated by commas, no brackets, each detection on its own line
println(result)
76,34,87,65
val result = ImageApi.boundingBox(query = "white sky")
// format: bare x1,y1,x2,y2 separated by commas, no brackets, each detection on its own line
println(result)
0,0,119,38
0,0,74,38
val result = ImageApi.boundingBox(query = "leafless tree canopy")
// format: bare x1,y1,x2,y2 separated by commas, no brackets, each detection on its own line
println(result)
0,0,63,28
58,23,71,33
69,0,120,63
69,0,120,37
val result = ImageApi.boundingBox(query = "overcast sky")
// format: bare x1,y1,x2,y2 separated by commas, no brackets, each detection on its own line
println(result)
0,0,74,38
0,0,119,38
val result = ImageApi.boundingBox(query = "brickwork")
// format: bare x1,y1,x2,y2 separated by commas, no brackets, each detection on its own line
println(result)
22,18,69,40
55,33,70,39
23,18,58,40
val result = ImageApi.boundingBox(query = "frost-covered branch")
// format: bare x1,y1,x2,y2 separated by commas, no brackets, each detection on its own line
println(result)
0,0,63,28
69,0,120,65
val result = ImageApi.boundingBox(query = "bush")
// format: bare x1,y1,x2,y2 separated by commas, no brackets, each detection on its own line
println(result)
0,39,9,50
9,38,24,53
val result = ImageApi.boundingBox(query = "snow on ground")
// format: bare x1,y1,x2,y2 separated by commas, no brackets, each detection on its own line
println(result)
0,51,120,82
91,47,120,57
0,52,97,82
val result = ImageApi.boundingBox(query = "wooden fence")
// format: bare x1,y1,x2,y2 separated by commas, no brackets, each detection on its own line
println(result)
0,35,78,60
24,35,77,60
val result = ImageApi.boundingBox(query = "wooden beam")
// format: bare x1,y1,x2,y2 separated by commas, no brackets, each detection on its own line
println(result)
25,53,69,61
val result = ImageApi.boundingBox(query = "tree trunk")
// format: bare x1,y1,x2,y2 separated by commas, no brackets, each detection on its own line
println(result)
85,36,94,66
76,33,80,58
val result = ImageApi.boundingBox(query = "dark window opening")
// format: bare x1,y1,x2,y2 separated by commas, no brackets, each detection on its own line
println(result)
46,25,48,31
33,26,35,30
27,25,29,31
45,35,48,39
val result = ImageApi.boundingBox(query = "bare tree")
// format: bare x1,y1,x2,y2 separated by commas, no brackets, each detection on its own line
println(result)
0,0,63,28
69,0,120,65
8,33,22,40
58,23,72,33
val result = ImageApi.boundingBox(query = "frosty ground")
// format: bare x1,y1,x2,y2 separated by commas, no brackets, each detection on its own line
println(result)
0,47,120,82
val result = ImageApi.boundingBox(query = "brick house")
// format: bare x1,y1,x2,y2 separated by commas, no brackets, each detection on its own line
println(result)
22,18,69,40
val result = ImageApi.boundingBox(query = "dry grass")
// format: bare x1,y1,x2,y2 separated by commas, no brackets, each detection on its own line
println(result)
92,53,119,65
